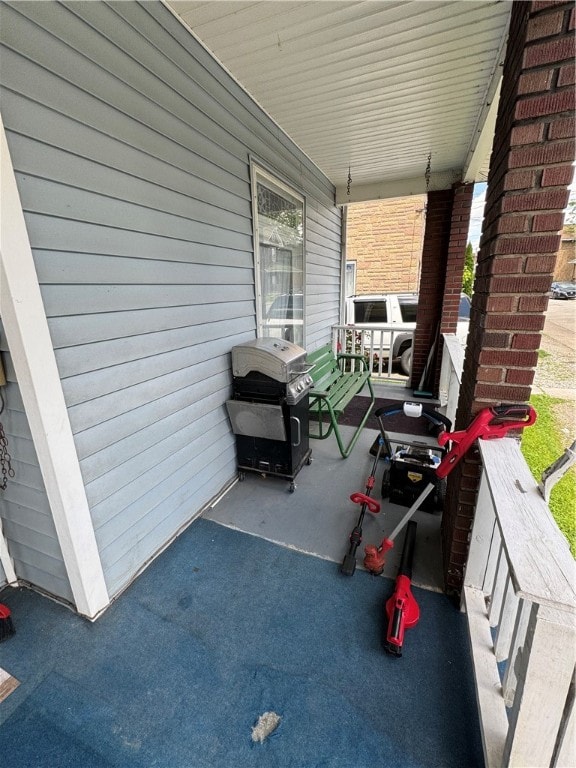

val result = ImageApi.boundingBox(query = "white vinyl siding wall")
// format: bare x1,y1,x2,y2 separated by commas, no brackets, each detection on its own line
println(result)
0,339,73,602
0,1,340,600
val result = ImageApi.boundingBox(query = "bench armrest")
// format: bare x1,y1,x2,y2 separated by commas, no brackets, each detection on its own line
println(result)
336,352,369,371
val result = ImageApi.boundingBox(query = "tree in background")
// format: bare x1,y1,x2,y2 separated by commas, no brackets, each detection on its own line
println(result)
462,242,475,297
565,198,576,233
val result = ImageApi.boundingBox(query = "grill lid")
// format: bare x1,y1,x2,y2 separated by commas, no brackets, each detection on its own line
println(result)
231,337,308,382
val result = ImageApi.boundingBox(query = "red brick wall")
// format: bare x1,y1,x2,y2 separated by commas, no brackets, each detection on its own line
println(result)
442,0,576,598
411,185,473,390
346,197,426,293
411,190,453,388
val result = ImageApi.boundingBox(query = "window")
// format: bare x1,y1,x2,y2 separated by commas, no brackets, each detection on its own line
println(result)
354,300,388,323
251,164,305,346
345,262,357,297
398,297,418,323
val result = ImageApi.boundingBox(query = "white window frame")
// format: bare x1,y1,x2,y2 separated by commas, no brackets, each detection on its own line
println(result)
250,162,306,345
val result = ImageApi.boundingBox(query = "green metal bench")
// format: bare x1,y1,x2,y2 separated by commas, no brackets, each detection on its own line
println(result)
307,343,375,458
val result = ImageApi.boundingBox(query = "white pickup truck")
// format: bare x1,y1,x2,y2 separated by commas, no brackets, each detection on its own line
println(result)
344,293,470,375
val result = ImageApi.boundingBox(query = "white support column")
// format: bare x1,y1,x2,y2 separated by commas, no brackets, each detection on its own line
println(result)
0,113,109,618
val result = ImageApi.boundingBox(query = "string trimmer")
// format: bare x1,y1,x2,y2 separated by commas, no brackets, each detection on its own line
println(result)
364,403,537,575
341,434,386,576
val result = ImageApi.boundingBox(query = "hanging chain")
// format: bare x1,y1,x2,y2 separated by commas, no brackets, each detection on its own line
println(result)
0,389,14,490
424,152,432,191
0,422,14,491
346,166,352,197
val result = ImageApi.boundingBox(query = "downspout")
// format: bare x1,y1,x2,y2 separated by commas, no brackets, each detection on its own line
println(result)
0,113,109,619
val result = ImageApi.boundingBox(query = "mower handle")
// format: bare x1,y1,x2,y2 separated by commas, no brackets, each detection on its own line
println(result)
375,404,452,431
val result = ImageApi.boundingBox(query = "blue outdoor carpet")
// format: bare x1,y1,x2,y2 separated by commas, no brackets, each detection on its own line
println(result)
0,518,483,767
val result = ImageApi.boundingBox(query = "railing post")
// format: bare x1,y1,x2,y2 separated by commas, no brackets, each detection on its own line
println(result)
464,472,495,591
503,604,575,767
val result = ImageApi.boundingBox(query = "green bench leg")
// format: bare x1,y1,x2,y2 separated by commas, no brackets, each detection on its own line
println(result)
309,377,376,458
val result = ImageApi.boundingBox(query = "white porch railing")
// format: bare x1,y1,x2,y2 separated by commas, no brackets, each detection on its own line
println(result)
439,334,575,766
331,324,412,381
465,439,575,767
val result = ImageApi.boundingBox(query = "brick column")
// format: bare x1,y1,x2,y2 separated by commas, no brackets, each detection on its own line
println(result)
442,0,575,599
411,184,473,391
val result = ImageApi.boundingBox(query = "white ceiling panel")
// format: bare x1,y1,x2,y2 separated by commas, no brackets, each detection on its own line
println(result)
167,0,511,202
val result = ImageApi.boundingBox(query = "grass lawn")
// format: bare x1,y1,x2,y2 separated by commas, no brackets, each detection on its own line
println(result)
521,394,575,557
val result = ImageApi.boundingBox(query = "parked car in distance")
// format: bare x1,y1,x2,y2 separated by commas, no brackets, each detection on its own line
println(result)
344,293,471,375
550,281,576,299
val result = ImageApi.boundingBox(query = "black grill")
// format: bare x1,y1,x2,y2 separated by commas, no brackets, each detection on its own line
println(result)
226,339,313,491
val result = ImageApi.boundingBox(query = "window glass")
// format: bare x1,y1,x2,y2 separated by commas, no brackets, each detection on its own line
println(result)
252,166,305,345
345,262,357,297
354,300,387,323
399,298,418,323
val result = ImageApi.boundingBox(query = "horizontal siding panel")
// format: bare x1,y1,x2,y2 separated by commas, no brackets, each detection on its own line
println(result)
1,537,73,603
1,480,52,518
1,9,249,176
0,433,42,470
2,459,46,494
72,369,235,460
16,176,251,244
35,252,252,289
57,316,254,385
67,359,232,435
1,502,60,541
81,389,230,486
99,445,235,568
48,301,255,349
121,2,335,204
101,457,236,597
0,75,248,191
6,128,251,219
24,215,252,268
41,284,254,318
85,409,229,508
62,324,250,404
92,424,233,538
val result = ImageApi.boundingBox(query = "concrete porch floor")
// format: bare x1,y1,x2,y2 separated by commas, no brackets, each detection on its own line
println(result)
205,422,445,592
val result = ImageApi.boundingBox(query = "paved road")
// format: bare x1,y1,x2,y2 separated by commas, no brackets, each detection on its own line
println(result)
533,297,576,400
532,297,575,454
542,296,576,353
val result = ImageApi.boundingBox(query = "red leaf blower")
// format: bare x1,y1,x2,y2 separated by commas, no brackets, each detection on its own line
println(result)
385,520,419,657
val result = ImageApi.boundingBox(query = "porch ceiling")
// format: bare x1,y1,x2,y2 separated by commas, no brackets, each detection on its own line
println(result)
166,0,511,204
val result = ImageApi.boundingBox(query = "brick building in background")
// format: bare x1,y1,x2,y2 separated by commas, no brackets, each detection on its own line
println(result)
345,196,426,294
554,225,576,280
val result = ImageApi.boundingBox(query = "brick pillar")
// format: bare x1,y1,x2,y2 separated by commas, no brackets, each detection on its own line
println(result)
411,184,473,391
442,0,576,599
411,190,453,390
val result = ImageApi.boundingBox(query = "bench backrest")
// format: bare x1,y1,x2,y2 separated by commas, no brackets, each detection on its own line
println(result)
307,344,342,393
